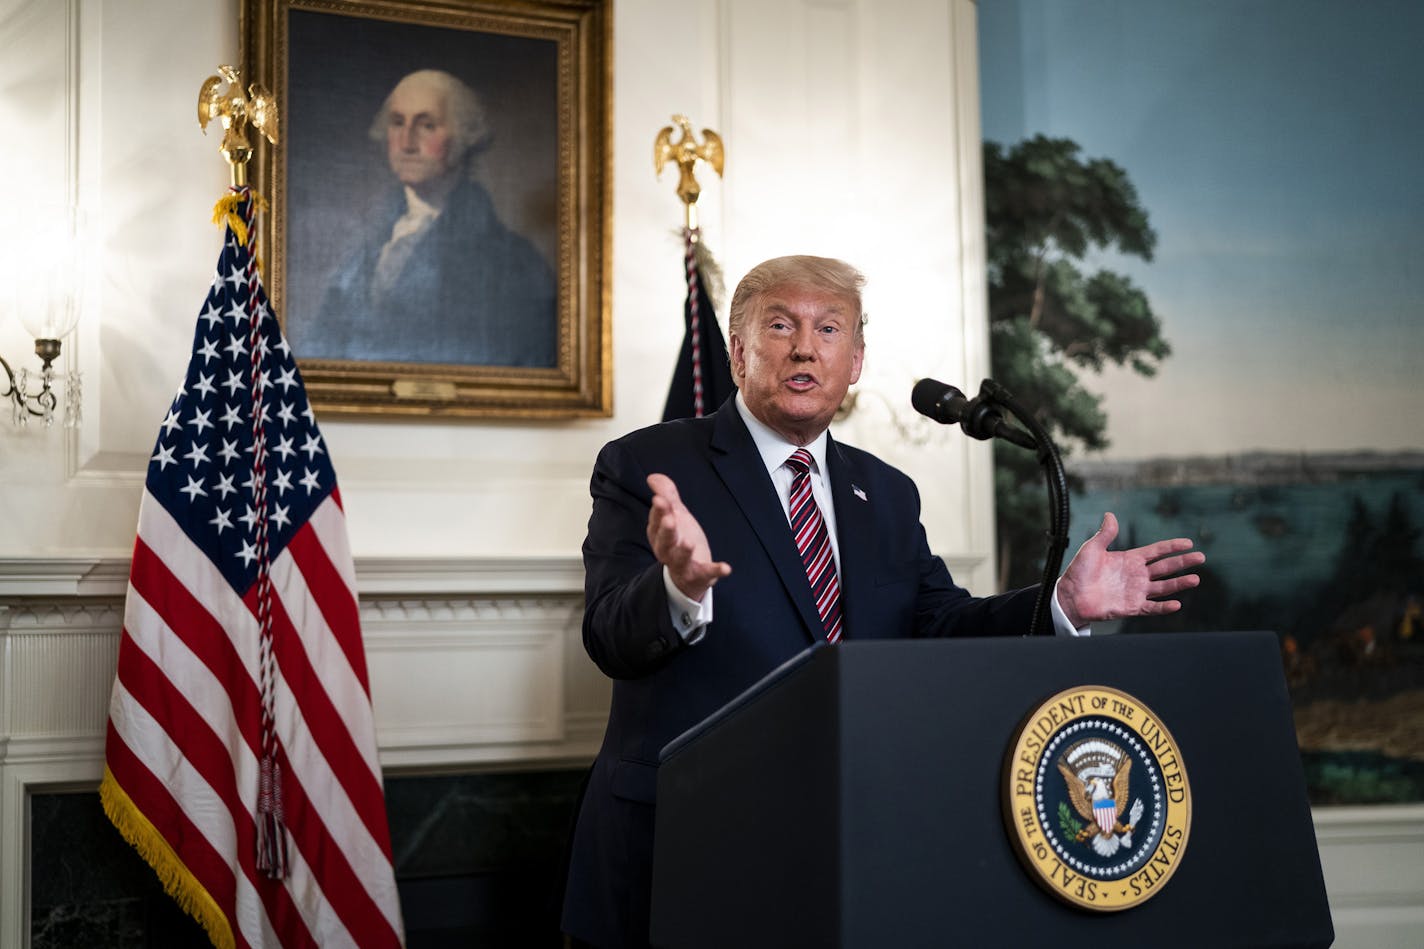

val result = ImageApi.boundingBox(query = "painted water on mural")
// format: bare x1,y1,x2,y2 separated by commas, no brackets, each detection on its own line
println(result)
1066,452,1424,803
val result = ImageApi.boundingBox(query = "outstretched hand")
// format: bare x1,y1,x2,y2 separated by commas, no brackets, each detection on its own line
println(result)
646,473,731,602
1056,512,1205,629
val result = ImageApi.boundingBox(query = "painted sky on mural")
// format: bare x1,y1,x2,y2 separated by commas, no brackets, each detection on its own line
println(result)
979,0,1423,459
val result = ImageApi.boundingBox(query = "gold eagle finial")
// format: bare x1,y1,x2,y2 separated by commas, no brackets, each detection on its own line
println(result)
654,114,724,231
198,64,280,187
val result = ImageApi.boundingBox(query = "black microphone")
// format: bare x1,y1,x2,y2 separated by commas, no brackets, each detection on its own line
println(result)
911,378,1037,450
911,378,971,424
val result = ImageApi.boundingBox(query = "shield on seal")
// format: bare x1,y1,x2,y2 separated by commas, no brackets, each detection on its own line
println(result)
1094,796,1119,835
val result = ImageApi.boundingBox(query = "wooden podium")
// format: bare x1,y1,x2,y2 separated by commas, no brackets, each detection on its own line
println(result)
651,632,1333,948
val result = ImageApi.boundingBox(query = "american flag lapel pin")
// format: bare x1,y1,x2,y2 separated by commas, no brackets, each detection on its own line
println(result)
852,484,867,501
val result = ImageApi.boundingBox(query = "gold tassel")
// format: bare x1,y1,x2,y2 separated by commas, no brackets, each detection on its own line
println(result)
211,193,249,247
210,190,271,281
210,190,270,247
99,768,237,949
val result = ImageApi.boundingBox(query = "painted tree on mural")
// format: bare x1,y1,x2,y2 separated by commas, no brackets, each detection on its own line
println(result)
984,135,1171,587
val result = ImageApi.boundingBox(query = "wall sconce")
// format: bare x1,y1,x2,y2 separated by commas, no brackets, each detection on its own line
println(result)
1,206,85,428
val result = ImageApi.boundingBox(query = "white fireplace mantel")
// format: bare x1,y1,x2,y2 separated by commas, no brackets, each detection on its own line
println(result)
0,554,610,945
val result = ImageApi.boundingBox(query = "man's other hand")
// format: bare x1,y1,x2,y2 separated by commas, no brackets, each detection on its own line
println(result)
1057,512,1205,629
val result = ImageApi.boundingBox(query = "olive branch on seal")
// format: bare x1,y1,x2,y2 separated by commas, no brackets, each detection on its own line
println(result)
1057,801,1083,839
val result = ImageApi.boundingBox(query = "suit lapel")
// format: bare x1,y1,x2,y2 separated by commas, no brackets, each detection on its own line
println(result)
827,435,874,641
708,404,825,643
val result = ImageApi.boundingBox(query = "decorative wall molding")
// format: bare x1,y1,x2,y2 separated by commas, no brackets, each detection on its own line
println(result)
0,560,129,598
1313,804,1424,943
0,557,600,770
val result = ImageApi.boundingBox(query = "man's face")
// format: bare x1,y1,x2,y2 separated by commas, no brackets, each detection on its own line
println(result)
730,283,864,446
384,77,458,189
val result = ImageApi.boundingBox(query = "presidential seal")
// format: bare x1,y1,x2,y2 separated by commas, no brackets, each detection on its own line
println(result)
1003,686,1191,911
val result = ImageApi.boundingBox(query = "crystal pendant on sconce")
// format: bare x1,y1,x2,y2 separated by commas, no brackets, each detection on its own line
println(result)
10,368,27,426
64,370,83,428
2,347,75,428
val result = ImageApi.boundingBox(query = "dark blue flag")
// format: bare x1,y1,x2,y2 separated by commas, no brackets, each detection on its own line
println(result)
662,256,734,421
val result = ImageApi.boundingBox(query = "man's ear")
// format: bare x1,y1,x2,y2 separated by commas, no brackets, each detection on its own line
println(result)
848,341,864,385
729,333,745,381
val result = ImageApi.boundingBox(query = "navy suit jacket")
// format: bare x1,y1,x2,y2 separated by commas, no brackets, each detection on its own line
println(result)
562,398,1037,947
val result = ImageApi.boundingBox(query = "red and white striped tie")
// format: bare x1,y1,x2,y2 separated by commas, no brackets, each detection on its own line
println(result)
786,449,843,643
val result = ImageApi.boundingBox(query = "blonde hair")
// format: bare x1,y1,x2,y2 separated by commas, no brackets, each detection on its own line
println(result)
728,255,866,341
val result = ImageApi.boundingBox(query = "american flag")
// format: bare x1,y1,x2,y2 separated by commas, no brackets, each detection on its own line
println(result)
100,190,404,948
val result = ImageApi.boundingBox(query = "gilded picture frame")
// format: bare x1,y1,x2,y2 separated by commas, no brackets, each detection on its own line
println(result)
243,0,611,418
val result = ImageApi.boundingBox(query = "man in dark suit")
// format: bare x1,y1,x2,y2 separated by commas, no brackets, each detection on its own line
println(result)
299,69,557,368
561,255,1203,948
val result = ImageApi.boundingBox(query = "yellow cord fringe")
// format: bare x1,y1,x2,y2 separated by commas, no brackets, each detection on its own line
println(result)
212,190,269,279
100,767,236,949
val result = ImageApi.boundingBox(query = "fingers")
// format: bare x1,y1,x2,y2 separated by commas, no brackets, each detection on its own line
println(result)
647,472,682,506
687,558,733,584
645,474,686,554
1096,511,1205,568
652,513,724,581
645,494,677,553
1133,537,1201,563
1145,550,1206,578
660,529,732,601
1149,574,1200,597
648,504,695,566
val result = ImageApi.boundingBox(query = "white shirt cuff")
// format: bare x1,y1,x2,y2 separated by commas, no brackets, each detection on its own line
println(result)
664,565,713,644
1051,580,1091,637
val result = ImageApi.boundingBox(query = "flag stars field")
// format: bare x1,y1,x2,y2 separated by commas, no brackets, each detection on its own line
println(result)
136,216,343,589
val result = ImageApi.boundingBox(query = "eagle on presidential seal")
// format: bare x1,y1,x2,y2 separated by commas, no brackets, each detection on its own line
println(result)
1057,739,1146,857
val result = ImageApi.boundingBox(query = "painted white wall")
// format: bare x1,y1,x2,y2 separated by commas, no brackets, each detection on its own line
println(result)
0,0,999,591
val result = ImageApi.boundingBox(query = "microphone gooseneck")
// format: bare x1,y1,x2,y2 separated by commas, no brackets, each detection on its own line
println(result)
909,377,1069,636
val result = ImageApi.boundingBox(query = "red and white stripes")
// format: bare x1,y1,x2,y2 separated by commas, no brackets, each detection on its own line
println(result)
103,491,402,948
785,449,843,643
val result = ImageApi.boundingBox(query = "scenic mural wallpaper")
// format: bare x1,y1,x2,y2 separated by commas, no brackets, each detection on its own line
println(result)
979,0,1424,804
